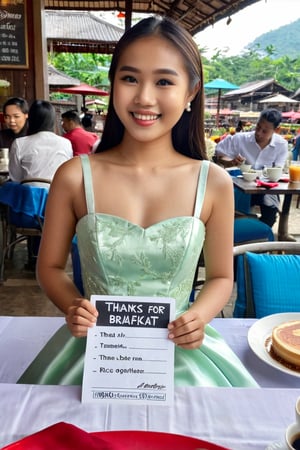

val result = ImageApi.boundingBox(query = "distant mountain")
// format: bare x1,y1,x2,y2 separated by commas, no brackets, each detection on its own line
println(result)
246,18,300,59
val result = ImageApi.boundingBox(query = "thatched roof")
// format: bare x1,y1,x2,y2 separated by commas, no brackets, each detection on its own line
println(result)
223,79,293,103
46,10,124,54
48,64,80,86
44,0,260,40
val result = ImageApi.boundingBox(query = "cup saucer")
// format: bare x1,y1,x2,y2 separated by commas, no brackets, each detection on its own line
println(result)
265,441,287,450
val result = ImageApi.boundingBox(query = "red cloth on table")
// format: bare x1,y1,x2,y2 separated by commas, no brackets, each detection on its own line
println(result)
1,422,119,450
256,180,279,188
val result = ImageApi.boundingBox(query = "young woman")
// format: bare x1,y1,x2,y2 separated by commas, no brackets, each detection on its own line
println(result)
20,16,257,387
0,97,29,149
9,100,73,183
8,100,73,270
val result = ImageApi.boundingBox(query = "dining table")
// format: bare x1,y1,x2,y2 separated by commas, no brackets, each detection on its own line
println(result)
232,175,300,238
1,316,299,450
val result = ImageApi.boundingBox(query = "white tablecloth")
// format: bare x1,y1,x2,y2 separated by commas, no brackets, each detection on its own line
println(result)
1,317,299,449
0,317,299,388
0,384,298,450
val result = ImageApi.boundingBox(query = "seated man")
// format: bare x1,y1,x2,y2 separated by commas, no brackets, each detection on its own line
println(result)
61,110,99,156
215,108,288,229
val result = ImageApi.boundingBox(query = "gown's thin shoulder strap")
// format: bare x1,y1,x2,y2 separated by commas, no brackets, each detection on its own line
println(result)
194,160,210,218
80,154,95,214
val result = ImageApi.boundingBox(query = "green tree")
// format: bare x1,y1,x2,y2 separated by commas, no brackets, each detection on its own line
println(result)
49,44,300,94
201,44,300,93
49,52,112,87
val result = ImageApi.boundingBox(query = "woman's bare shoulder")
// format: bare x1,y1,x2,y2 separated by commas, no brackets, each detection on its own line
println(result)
207,161,232,185
205,161,233,203
51,156,84,190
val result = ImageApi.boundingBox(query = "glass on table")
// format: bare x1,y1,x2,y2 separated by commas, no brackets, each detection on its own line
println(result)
289,161,300,183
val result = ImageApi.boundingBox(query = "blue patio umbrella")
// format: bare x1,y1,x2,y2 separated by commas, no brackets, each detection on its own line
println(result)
204,78,239,126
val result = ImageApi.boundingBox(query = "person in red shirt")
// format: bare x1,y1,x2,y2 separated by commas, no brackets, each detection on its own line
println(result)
61,110,99,156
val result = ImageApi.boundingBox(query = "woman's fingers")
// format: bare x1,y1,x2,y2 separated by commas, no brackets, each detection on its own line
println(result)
168,312,205,349
65,320,91,337
65,298,98,337
170,325,205,349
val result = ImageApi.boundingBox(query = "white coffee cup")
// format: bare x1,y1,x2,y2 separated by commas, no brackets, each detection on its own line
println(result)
242,171,257,182
263,166,282,182
286,397,300,449
239,163,252,172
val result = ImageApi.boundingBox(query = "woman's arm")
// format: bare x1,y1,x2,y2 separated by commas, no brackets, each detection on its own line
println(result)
37,158,98,336
168,164,234,348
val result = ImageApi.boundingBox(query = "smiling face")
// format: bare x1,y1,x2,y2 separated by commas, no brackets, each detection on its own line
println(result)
113,35,194,145
4,104,28,134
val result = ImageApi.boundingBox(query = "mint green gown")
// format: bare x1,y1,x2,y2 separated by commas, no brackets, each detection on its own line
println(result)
18,155,258,387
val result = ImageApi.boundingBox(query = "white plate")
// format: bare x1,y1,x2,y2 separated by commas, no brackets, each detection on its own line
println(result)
248,312,300,378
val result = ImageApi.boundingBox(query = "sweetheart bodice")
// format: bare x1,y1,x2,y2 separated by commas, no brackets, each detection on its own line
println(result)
76,155,209,316
76,212,205,316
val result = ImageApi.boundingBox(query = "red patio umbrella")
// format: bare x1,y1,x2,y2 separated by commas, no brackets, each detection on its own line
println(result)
282,111,300,120
282,111,294,118
53,83,109,108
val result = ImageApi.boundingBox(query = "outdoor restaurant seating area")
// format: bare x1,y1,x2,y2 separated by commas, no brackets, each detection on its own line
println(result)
0,114,300,450
1,168,300,449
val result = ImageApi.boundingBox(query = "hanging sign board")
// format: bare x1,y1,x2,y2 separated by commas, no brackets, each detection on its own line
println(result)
0,0,28,68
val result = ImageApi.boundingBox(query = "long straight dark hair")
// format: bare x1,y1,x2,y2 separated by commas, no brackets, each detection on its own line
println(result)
97,16,207,160
27,100,55,135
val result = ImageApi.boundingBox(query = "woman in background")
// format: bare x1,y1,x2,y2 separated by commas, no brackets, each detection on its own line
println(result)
9,99,72,183
9,100,73,270
0,97,29,149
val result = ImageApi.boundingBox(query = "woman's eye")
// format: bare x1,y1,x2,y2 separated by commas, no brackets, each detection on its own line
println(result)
157,79,173,86
121,75,137,83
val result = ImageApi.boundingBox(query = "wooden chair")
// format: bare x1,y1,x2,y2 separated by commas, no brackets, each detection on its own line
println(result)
233,241,300,318
0,179,51,283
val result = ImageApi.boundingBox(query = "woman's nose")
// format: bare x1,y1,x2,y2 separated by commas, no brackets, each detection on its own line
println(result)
134,83,155,106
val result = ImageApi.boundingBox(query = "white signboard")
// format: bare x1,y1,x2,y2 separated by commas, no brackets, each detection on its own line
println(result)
82,295,175,405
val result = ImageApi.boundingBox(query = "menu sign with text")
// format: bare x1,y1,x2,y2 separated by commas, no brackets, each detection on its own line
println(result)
0,0,28,68
82,295,175,405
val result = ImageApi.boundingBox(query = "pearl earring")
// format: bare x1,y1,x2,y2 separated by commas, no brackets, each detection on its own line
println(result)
186,102,191,112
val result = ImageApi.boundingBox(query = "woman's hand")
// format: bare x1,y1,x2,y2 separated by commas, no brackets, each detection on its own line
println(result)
167,310,205,349
65,298,98,337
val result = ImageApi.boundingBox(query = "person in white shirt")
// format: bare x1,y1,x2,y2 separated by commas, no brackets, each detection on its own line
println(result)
9,100,73,185
215,108,288,228
8,100,73,270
